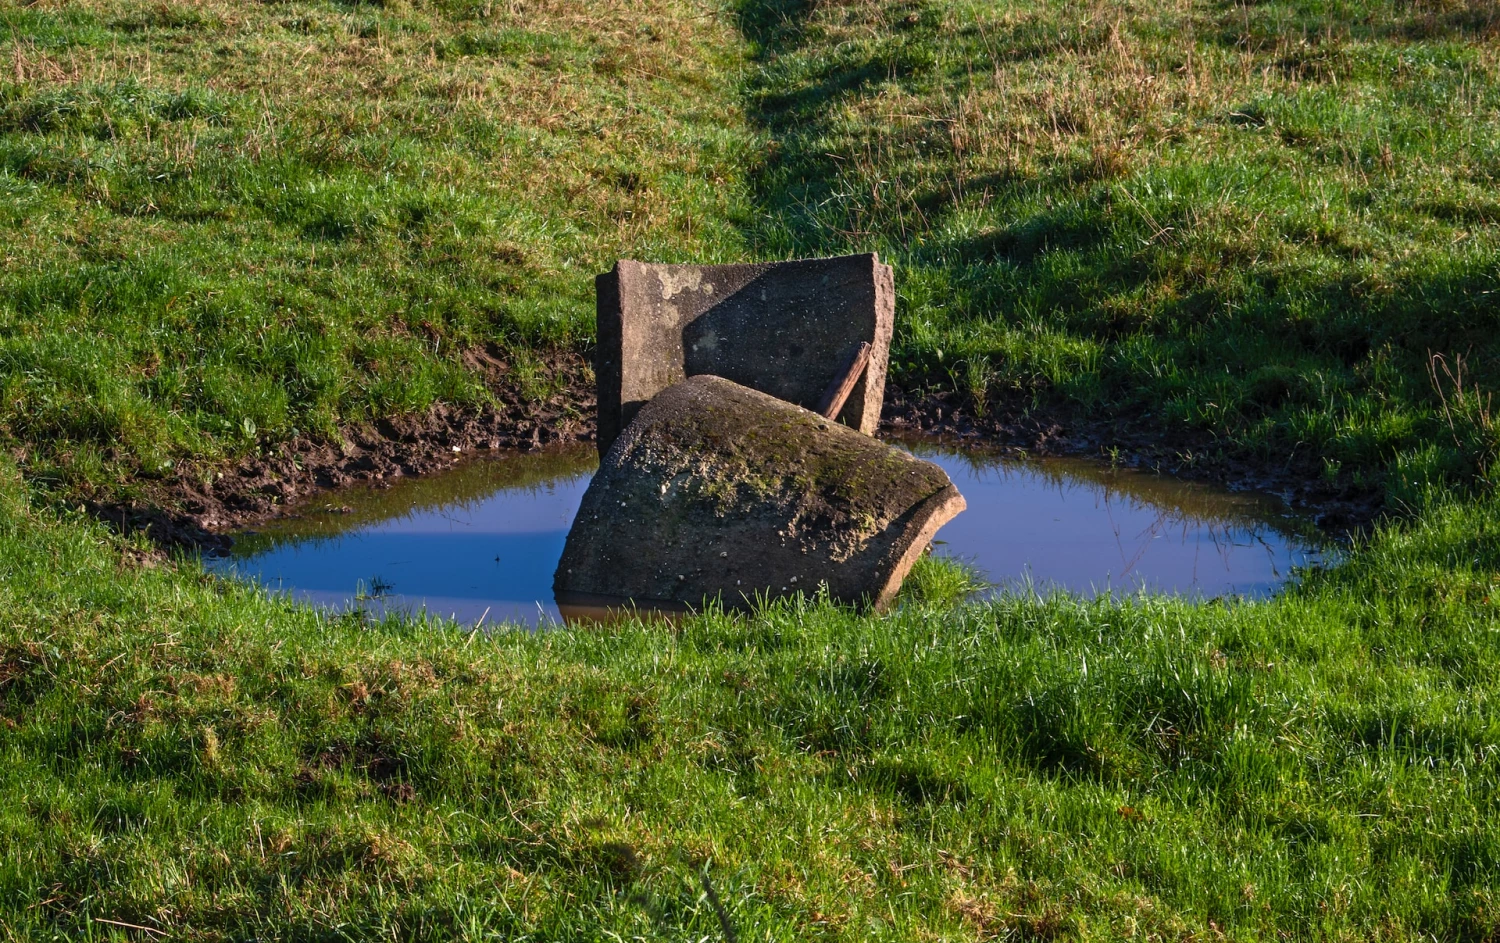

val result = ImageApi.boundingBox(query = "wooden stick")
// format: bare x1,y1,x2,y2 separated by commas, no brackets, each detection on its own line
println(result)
815,341,872,421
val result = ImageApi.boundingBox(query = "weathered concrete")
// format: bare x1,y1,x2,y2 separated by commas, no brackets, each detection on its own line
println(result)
553,376,965,618
594,254,895,456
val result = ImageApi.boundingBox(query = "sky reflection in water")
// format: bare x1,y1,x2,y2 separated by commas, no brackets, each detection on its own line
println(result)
209,440,1322,626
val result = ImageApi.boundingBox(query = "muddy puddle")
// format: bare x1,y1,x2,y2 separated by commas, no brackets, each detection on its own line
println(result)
207,440,1325,626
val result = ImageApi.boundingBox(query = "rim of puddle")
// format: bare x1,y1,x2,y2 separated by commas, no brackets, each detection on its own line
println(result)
895,435,1325,538
207,438,1332,625
896,436,1327,597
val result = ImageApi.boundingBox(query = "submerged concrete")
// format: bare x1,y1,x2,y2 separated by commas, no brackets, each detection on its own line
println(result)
553,375,964,616
594,253,895,455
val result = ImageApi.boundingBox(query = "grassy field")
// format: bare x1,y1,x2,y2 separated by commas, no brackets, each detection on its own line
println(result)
4,0,1499,503
742,0,1500,492
0,0,748,496
4,465,1500,940
4,0,1500,938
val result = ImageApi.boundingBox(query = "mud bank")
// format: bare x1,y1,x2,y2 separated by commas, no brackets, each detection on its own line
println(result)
89,354,1380,552
90,348,595,552
881,385,1384,534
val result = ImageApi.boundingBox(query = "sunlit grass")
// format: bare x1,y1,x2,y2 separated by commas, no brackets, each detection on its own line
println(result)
2,460,1499,938
6,0,1500,937
0,0,750,489
6,0,1500,506
740,0,1500,493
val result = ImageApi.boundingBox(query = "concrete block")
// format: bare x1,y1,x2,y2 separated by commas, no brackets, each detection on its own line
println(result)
595,253,895,455
554,375,965,619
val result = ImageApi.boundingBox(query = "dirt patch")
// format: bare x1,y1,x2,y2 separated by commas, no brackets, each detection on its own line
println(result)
91,353,1380,553
297,734,418,802
0,641,53,719
90,346,595,552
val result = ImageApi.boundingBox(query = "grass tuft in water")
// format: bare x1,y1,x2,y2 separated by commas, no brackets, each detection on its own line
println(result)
899,551,986,607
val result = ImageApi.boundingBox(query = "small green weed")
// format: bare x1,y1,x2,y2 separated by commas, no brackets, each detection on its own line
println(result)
1429,351,1499,477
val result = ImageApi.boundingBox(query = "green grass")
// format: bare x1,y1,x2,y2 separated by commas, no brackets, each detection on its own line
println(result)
6,0,1500,937
4,460,1500,939
7,0,1500,503
0,0,749,494
740,0,1500,492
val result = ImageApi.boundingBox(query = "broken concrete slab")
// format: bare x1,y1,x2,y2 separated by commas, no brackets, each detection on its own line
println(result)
553,375,965,618
594,253,895,456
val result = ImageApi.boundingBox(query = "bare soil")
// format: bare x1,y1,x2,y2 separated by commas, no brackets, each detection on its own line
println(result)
90,347,596,552
92,355,1382,553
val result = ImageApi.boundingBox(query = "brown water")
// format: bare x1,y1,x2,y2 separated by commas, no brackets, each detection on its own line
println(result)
208,440,1324,626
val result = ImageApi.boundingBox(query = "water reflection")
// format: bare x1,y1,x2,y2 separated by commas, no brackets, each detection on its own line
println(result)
208,439,1323,626
899,440,1321,598
209,444,598,625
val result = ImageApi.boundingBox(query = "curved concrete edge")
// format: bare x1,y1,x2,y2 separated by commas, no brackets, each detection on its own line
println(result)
869,484,968,612
558,482,968,620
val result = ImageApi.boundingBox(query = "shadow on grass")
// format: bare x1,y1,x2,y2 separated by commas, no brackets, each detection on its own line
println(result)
731,0,1500,481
